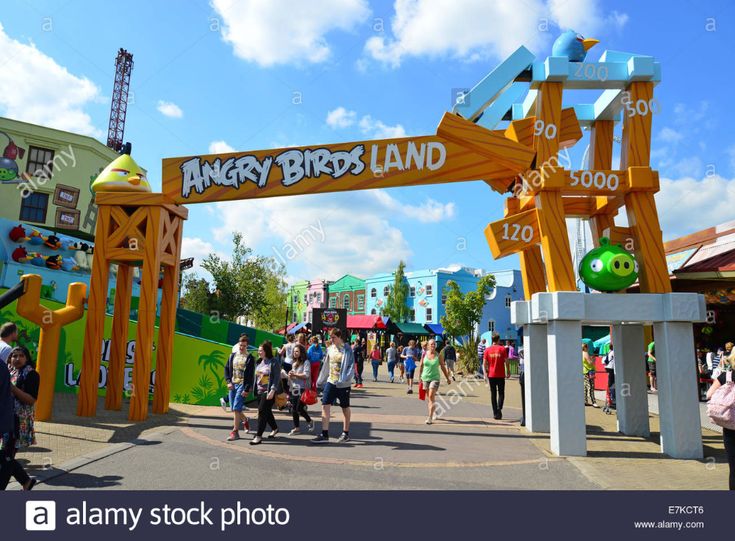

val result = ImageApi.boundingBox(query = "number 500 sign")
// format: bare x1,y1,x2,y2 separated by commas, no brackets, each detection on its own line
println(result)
485,208,541,259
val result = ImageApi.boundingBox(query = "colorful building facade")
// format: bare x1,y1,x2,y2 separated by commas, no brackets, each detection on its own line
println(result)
327,274,366,315
306,279,331,323
365,266,490,324
0,117,120,241
287,280,310,323
478,269,525,344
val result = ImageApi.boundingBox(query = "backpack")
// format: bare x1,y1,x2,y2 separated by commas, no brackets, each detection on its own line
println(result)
707,371,735,430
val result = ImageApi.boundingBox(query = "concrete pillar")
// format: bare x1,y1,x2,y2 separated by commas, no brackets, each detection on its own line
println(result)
611,324,649,437
523,323,549,433
547,320,586,456
653,321,703,459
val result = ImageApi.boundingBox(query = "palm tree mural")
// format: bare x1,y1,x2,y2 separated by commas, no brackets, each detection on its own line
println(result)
189,349,228,405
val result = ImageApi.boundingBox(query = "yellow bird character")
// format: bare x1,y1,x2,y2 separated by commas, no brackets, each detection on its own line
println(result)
91,151,151,193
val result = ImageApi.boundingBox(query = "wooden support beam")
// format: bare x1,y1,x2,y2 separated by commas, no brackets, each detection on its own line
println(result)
105,264,133,411
78,207,111,417
153,213,184,414
534,82,576,292
520,247,546,299
129,207,163,421
620,81,671,293
602,226,635,249
437,112,536,173
504,107,583,150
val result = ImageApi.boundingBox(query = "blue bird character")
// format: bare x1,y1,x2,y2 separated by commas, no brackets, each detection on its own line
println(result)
552,30,599,62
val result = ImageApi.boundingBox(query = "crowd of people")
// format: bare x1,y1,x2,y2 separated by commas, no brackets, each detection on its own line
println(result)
219,329,524,441
1,306,732,490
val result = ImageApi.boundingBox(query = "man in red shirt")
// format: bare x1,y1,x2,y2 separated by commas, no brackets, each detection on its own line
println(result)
483,333,508,420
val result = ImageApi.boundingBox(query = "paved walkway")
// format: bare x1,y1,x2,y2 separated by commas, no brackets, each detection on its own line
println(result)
9,367,732,490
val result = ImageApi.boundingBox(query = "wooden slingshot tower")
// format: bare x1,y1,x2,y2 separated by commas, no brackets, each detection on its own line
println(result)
75,38,703,458
77,192,186,421
458,46,705,459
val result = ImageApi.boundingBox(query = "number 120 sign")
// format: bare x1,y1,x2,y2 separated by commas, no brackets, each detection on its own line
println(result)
484,208,541,259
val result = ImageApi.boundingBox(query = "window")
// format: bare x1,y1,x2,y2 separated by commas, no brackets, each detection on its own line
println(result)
303,313,307,321
409,309,416,321
316,292,322,303
371,308,377,315
357,294,365,311
19,192,49,224
505,294,512,308
292,313,298,323
426,308,433,321
370,288,377,298
343,294,351,312
426,285,433,296
410,286,416,297
329,297,336,308
441,294,447,305
488,320,495,332
304,294,307,303
292,294,298,303
25,146,55,178
383,286,390,296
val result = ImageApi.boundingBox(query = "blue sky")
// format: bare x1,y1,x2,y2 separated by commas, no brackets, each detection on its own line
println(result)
1,0,734,285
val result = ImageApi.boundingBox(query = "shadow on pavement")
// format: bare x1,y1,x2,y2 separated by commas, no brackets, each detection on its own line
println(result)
41,472,123,489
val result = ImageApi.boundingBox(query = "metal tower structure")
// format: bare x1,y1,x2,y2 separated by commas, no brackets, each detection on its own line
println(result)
106,48,133,152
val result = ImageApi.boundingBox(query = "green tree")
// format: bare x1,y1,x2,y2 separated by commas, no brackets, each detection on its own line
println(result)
250,259,288,331
383,261,410,322
440,274,496,373
179,233,288,331
180,275,213,314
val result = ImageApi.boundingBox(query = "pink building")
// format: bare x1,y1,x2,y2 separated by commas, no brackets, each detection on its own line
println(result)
307,279,332,323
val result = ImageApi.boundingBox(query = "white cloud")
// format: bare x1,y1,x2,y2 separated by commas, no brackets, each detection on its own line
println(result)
207,189,456,280
657,127,683,143
212,0,370,67
181,236,228,277
326,107,407,139
371,190,455,222
656,175,735,240
365,0,628,67
326,107,357,129
208,140,236,154
358,115,406,139
548,0,628,35
210,192,412,280
0,22,101,136
157,100,183,118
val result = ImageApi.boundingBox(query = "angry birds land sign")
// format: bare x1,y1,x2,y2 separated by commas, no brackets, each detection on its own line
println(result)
579,237,639,292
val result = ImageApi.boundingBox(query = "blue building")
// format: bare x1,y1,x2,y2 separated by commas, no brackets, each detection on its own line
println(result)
365,266,520,329
478,269,525,345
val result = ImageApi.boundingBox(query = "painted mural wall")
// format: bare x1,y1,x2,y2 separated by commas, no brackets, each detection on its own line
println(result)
0,117,119,240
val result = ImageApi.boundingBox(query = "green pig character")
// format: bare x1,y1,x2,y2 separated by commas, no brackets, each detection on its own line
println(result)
0,157,19,181
579,237,639,292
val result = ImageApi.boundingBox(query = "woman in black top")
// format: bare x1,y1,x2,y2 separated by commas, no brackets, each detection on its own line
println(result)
8,346,39,454
707,364,735,490
0,347,36,490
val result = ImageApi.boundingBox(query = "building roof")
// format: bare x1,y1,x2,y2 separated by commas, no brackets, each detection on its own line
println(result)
665,221,735,278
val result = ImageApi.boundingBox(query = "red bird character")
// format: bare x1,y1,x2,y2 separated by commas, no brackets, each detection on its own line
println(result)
11,246,30,263
8,225,29,243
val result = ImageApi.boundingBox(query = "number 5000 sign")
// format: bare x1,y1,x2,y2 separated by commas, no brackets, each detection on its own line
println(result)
569,171,620,191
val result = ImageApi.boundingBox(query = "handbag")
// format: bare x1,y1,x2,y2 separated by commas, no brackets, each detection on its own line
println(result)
707,371,735,430
275,392,289,409
418,381,426,401
301,387,318,406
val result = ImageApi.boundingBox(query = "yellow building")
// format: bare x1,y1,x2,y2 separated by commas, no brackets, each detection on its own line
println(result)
0,117,120,241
